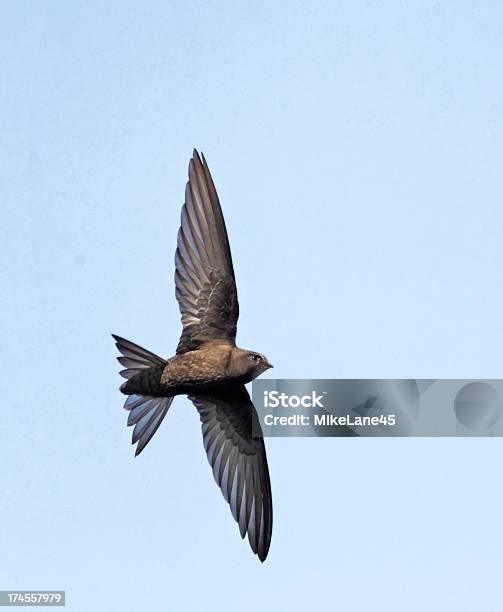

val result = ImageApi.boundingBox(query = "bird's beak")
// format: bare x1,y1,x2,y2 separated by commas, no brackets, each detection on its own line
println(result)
266,362,274,369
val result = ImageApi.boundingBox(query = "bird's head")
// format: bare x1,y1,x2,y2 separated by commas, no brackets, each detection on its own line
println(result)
232,348,273,381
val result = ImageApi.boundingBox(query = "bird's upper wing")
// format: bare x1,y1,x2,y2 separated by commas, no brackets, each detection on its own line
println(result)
174,150,239,354
189,385,273,562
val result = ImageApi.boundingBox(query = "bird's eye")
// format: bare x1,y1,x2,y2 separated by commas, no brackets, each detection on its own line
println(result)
249,354,261,362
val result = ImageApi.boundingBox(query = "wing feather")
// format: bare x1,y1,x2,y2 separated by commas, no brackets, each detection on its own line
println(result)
174,151,239,353
189,385,273,562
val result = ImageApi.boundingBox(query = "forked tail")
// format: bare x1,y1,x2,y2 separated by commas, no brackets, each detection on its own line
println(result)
112,334,173,456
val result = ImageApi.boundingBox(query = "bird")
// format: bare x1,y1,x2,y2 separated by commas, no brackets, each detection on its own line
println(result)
113,150,274,562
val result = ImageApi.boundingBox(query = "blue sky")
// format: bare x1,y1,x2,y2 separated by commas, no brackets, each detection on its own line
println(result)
1,2,503,610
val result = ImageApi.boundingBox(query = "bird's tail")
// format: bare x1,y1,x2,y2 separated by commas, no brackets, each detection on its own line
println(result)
112,334,173,456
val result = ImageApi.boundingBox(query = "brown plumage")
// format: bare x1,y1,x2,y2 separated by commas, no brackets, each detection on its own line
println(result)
113,150,273,562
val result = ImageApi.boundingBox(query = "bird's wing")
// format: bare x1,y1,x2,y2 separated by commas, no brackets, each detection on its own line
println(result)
189,385,273,562
174,150,239,354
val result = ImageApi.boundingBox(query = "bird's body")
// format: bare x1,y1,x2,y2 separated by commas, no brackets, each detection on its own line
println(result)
113,150,274,562
121,341,270,396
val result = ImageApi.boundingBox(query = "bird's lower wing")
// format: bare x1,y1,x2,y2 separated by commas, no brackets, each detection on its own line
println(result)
189,385,273,562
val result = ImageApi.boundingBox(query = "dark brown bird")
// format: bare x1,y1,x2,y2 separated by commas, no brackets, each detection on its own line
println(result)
113,150,273,562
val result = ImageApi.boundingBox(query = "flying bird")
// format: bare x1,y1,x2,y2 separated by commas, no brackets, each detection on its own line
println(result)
113,150,273,562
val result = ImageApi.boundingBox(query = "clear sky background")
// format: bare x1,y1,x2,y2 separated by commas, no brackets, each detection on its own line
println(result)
2,2,503,611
